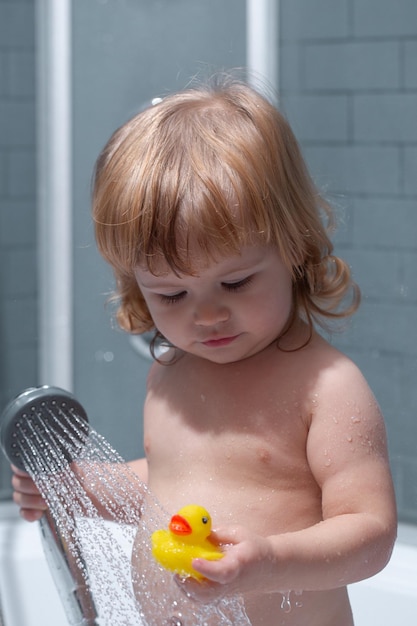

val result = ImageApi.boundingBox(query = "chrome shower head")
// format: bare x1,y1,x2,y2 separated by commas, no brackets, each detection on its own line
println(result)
0,385,89,472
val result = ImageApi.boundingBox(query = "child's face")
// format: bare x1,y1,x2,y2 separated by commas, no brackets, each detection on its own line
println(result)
134,244,293,364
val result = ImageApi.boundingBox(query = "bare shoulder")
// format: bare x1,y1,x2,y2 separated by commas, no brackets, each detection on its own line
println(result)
304,334,394,484
305,333,378,412
294,331,391,464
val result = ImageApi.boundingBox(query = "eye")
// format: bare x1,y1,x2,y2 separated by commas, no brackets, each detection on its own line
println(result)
201,517,208,524
159,291,186,304
222,276,253,292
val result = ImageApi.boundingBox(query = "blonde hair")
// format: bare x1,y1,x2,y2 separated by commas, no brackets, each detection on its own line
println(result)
92,77,360,343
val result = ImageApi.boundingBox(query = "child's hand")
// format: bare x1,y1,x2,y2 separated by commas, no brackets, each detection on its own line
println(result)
11,465,47,522
178,525,276,602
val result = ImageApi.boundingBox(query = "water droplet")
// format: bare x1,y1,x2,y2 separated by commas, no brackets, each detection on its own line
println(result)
351,416,361,424
294,589,303,608
281,591,292,613
94,349,114,363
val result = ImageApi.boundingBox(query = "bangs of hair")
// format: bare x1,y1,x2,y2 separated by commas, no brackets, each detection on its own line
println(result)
93,82,333,280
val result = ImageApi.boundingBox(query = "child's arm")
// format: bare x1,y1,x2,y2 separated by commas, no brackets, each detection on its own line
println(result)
188,361,397,598
11,457,148,522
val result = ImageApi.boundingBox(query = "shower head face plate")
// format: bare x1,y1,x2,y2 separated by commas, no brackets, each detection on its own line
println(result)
0,386,89,472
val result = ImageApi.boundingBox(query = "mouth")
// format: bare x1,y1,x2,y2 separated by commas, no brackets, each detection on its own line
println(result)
201,335,239,348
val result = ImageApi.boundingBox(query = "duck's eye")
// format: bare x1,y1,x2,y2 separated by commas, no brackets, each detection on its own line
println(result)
202,517,208,524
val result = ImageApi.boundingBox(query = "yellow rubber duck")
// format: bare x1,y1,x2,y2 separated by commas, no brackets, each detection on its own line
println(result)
151,504,224,580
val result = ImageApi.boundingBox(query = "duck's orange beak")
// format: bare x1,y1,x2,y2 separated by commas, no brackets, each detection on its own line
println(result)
169,514,192,536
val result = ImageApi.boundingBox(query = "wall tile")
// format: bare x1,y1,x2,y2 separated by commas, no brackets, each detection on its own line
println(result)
400,356,417,408
0,51,7,96
354,94,417,142
1,247,37,297
281,0,350,40
305,145,400,195
342,249,402,300
0,200,36,246
0,3,35,47
282,94,349,141
332,198,355,247
282,0,417,526
351,301,417,356
1,345,38,403
398,456,417,523
2,296,37,346
402,252,417,302
0,101,35,146
8,149,36,197
404,41,417,89
303,41,400,91
354,0,417,37
0,151,7,197
351,198,417,248
403,147,417,195
8,49,36,97
279,43,303,92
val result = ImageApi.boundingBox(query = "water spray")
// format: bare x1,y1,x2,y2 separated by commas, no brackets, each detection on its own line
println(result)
0,386,98,626
0,387,251,626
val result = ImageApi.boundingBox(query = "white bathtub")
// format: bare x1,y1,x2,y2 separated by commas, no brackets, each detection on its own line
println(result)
348,523,417,625
0,502,66,626
0,503,416,626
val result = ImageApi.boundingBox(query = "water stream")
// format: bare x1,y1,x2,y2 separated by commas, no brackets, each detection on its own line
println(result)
13,404,251,625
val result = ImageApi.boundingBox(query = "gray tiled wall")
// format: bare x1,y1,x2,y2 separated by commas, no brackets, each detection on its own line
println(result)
280,0,417,523
1,0,416,524
0,0,37,494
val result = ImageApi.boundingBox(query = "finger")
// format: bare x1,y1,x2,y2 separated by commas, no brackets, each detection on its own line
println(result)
174,575,224,603
19,508,45,523
11,473,40,495
192,557,237,585
11,464,30,477
13,491,47,511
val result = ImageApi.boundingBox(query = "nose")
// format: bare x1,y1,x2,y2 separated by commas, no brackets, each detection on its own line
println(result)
193,298,230,326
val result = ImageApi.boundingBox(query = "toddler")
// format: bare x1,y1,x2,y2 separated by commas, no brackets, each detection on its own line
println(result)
12,77,397,626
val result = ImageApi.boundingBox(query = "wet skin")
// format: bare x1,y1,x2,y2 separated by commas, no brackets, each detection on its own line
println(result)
131,244,396,626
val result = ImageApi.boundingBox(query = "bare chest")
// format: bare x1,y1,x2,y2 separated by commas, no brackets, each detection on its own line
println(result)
143,355,320,529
